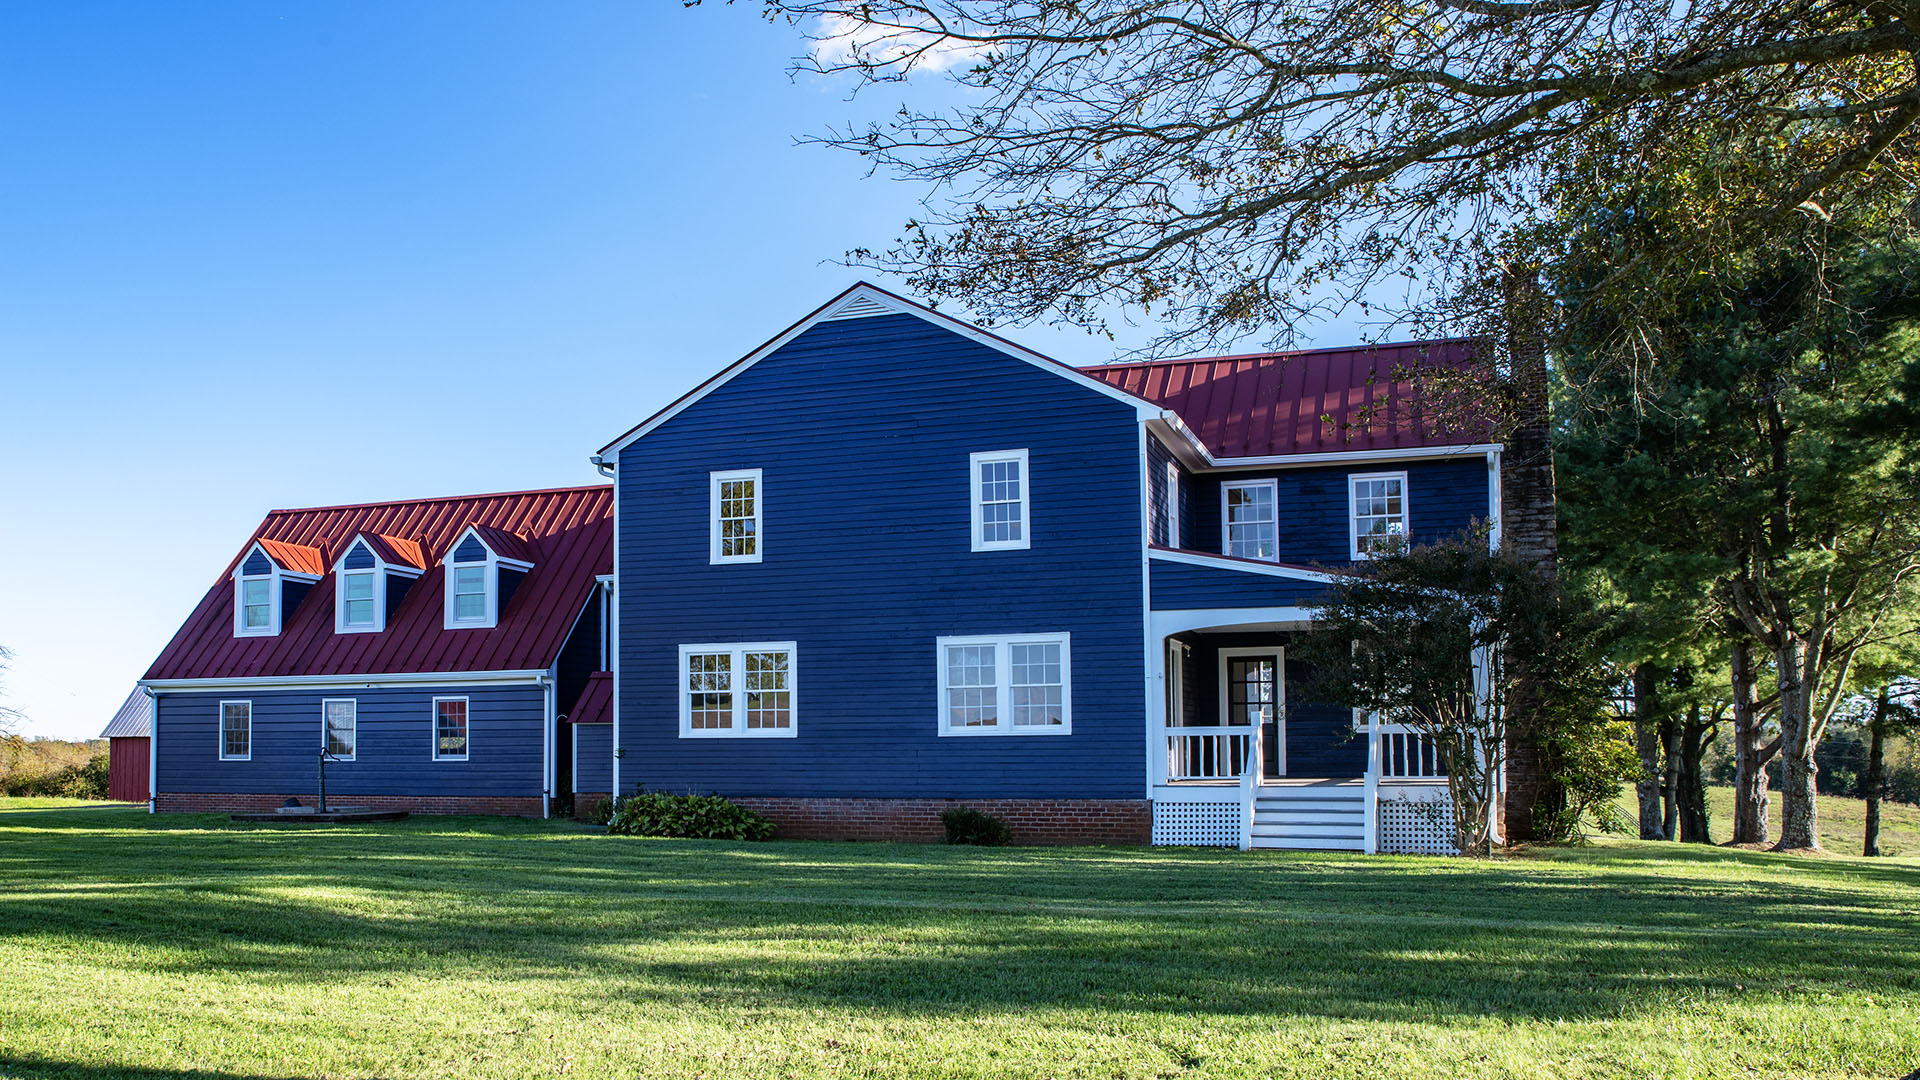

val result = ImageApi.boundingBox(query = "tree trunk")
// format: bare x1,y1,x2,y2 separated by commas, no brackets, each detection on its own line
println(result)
1661,714,1682,840
1865,689,1887,857
1773,635,1821,851
1633,666,1666,840
1729,637,1773,845
1677,705,1714,843
1499,267,1564,842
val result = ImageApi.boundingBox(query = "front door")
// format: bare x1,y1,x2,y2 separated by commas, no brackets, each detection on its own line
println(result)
1220,648,1285,779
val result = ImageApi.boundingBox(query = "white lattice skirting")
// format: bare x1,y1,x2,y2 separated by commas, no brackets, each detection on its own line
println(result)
1152,801,1241,847
1378,797,1460,855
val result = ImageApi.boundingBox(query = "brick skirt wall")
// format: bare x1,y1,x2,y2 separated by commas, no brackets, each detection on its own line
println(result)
154,792,543,817
731,796,1151,845
572,792,612,821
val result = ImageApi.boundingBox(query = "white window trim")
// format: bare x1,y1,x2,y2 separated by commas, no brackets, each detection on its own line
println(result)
217,699,252,762
1218,646,1285,775
709,468,764,565
935,632,1073,737
677,641,798,739
1220,479,1280,562
321,698,357,762
1348,470,1412,561
969,449,1032,552
442,526,533,630
1161,460,1182,548
231,543,319,639
432,695,471,762
332,537,422,635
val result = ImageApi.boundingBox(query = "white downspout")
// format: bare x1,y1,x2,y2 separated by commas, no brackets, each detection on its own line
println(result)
539,671,554,819
142,685,158,814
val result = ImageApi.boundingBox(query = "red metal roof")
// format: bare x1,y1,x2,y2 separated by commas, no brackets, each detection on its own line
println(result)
1081,338,1494,458
256,538,327,577
352,532,428,571
565,672,612,725
467,523,537,565
146,485,613,681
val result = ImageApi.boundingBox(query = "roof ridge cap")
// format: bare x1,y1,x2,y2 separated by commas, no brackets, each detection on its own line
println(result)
264,483,611,517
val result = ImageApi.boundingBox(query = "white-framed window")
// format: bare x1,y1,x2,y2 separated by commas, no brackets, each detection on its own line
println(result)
433,696,469,761
969,449,1031,551
240,578,272,633
452,565,487,622
709,469,763,564
341,572,375,629
322,698,357,761
678,642,796,738
936,633,1071,736
442,526,533,630
219,700,252,761
1222,479,1278,561
1349,471,1410,559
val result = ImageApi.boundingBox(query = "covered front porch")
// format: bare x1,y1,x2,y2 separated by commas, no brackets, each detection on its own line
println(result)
1146,604,1458,854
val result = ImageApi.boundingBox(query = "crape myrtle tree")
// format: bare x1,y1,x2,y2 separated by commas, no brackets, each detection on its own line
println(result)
1558,243,1920,850
718,0,1920,836
1295,532,1623,855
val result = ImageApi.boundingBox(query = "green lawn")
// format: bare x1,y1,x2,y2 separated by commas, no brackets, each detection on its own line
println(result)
1608,786,1920,855
1,801,1915,1079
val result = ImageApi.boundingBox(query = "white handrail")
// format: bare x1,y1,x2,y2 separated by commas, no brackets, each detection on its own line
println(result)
1239,721,1263,851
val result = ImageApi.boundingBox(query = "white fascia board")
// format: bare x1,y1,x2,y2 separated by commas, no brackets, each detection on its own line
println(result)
138,669,551,693
593,282,1159,459
1149,548,1342,584
1202,443,1505,471
1150,606,1320,638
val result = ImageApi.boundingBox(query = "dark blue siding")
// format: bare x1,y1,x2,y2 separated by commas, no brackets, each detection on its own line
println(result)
453,536,487,563
573,724,612,791
1150,559,1330,610
154,683,545,798
343,542,375,570
1146,436,1197,548
498,568,526,616
280,579,313,619
242,550,271,575
385,573,414,620
617,312,1148,801
1188,458,1491,566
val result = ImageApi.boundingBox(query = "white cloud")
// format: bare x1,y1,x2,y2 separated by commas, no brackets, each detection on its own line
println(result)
810,13,988,74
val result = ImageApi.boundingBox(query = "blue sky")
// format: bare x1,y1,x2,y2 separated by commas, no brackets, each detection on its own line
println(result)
0,2,1369,739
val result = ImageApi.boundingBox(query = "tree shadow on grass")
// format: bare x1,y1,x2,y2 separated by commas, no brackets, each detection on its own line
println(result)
0,1057,306,1080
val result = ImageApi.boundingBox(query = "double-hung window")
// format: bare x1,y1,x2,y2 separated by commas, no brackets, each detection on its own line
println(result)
322,698,357,760
240,579,271,632
219,700,252,761
433,697,469,761
1222,480,1278,561
936,633,1071,735
679,642,796,737
969,449,1031,551
710,469,762,563
451,565,487,622
1349,472,1409,559
341,572,375,629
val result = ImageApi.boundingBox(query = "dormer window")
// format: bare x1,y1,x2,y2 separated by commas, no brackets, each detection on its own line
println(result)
332,534,426,635
232,539,323,639
443,525,536,630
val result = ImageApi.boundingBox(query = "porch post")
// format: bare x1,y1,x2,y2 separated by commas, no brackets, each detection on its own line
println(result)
1362,718,1381,855
1239,716,1262,851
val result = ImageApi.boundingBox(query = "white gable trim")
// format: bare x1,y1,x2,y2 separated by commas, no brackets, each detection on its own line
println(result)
594,283,1158,458
1149,547,1342,585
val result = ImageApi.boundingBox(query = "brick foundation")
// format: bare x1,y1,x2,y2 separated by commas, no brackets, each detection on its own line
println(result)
571,793,612,821
731,796,1151,845
154,792,544,817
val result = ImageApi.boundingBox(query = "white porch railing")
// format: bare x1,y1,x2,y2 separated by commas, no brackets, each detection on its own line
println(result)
1381,730,1445,779
1166,726,1252,781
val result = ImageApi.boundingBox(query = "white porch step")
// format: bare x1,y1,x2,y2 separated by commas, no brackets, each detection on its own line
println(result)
1249,789,1367,851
